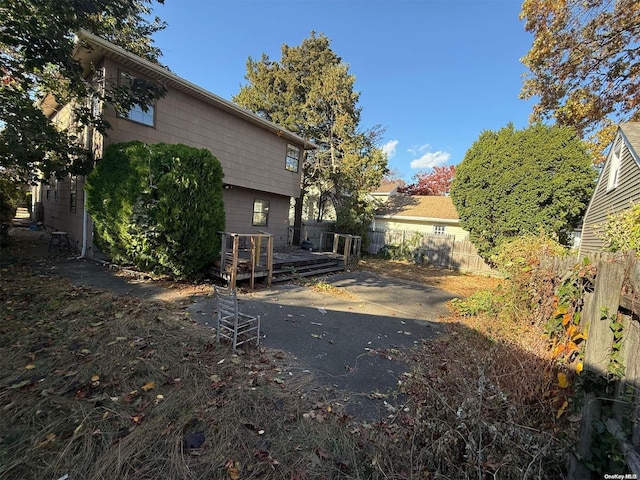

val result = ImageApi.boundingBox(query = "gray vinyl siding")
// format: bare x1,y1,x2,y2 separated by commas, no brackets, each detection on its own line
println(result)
580,127,640,254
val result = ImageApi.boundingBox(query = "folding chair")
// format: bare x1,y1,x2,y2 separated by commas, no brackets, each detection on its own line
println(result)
214,286,260,351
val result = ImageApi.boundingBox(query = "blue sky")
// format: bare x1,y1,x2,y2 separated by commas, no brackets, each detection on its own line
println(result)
152,0,535,182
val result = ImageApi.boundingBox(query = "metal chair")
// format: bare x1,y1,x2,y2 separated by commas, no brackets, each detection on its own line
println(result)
214,286,260,351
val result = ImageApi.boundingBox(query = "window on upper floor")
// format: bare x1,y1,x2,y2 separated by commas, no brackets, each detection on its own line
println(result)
252,199,270,227
433,225,446,235
118,71,155,127
286,144,300,173
607,139,623,191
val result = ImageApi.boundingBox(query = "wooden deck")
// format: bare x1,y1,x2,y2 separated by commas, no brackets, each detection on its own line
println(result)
210,247,344,286
212,232,361,289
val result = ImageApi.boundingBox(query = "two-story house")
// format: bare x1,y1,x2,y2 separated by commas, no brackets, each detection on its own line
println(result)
35,30,315,257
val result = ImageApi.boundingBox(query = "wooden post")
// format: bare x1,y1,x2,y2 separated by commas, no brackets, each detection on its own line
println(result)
250,236,256,290
344,235,352,270
569,255,626,479
254,235,261,265
230,234,238,290
266,235,273,287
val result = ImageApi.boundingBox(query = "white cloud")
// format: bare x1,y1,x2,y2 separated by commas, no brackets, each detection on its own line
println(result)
409,149,451,170
407,144,431,156
382,140,399,159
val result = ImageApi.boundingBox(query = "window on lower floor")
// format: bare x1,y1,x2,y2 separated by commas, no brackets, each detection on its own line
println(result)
252,199,270,227
433,225,446,235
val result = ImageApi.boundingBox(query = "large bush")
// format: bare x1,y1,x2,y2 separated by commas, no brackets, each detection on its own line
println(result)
86,142,224,277
451,123,596,261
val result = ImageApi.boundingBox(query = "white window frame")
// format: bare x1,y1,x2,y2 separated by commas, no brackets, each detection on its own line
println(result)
433,225,446,235
252,199,270,227
118,71,155,127
285,144,300,173
607,139,623,191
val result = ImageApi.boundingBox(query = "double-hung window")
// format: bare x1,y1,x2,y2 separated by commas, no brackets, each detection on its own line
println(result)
285,144,300,172
433,225,446,235
252,199,270,227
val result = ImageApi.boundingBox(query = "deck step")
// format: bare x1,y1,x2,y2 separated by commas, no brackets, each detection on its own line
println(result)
272,265,343,283
272,260,340,275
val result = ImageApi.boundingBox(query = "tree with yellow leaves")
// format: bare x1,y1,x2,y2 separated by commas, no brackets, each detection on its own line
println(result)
520,0,640,160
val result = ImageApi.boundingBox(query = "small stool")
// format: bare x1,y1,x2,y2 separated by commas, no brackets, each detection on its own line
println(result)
48,231,70,252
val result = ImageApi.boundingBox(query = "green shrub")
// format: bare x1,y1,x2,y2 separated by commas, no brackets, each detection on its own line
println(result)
597,203,640,254
86,142,225,277
376,232,424,262
449,289,498,316
0,175,25,224
492,231,568,323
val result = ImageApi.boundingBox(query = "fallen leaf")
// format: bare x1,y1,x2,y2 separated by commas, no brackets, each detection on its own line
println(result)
316,447,331,460
556,400,569,419
557,372,569,389
36,432,57,448
25,364,35,370
141,381,155,392
225,459,241,480
91,375,100,382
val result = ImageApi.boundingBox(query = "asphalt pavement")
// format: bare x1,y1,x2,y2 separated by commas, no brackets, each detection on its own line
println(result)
4,228,454,420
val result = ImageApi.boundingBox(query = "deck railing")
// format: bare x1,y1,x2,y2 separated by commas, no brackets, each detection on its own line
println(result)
319,232,361,270
219,232,273,289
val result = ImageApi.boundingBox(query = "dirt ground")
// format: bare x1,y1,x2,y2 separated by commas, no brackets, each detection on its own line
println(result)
357,257,501,297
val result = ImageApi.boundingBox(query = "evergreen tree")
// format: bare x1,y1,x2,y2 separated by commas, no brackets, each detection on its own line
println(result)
233,32,387,242
450,124,596,261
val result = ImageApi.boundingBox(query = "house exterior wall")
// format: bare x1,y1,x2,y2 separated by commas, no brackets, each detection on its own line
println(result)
100,57,302,199
372,217,469,242
38,174,88,252
580,132,640,254
223,186,291,245
39,51,307,253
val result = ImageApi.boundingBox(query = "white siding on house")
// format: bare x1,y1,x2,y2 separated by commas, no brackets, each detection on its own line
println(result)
374,218,469,242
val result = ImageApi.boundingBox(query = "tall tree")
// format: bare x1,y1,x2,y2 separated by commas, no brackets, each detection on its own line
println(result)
399,165,455,196
233,32,387,242
0,0,166,183
450,124,596,261
520,0,640,158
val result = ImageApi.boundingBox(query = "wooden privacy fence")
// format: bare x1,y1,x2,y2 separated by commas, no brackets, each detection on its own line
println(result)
544,253,640,478
367,228,494,275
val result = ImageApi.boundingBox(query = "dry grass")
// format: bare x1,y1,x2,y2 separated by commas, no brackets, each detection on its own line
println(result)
0,267,368,479
357,257,501,297
0,247,571,479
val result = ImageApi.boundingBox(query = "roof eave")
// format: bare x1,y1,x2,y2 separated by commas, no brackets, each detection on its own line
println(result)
69,30,316,150
375,214,459,223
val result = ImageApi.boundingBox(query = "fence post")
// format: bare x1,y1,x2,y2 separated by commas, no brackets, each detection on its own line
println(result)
569,255,626,478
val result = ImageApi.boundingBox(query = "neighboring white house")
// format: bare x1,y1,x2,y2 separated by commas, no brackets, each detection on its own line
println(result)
372,194,469,241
